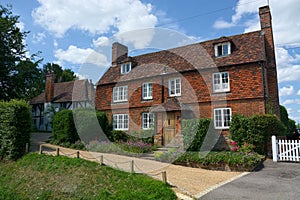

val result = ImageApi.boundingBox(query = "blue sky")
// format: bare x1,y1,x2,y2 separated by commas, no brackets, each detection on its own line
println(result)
1,0,300,123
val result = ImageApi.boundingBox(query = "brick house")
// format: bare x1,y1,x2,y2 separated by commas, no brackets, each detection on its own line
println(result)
30,73,94,131
95,6,279,147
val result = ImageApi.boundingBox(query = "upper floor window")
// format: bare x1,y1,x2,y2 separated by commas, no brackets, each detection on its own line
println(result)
121,62,131,74
214,108,231,129
169,78,181,97
142,113,154,130
215,42,231,57
113,86,128,102
113,114,129,130
213,72,230,93
142,82,152,100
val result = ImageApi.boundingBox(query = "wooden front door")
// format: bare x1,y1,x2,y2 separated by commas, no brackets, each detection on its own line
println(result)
163,112,176,146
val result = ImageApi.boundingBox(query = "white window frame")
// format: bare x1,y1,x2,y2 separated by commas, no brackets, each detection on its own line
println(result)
142,82,153,100
214,108,231,129
113,86,128,102
121,62,131,74
215,42,231,57
113,114,129,130
169,78,181,97
142,113,154,130
213,72,230,93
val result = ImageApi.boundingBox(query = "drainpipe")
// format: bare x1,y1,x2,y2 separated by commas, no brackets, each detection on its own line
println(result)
259,61,267,114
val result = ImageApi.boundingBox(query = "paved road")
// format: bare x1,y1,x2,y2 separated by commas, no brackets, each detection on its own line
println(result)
201,159,300,200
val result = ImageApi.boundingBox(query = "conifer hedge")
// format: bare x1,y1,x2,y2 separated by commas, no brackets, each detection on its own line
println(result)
0,100,31,160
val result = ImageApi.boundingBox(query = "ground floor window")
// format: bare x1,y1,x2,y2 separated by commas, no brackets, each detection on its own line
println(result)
113,114,129,130
142,113,154,129
214,108,231,129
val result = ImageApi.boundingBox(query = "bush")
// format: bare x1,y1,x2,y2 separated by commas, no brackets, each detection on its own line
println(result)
230,114,286,154
182,118,211,151
52,110,79,144
128,129,155,144
0,100,31,160
108,130,129,142
73,108,112,143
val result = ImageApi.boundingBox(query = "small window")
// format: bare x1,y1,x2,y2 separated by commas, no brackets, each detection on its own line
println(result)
215,42,231,57
142,113,154,129
113,86,128,102
121,62,131,74
142,82,152,100
214,108,231,129
213,72,230,93
169,78,181,97
113,114,129,130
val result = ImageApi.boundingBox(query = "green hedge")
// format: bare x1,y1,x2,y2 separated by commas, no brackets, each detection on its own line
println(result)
52,110,79,144
230,114,286,154
0,100,31,160
182,118,211,151
53,109,112,145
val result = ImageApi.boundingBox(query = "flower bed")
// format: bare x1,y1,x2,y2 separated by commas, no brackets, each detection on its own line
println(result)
155,150,265,172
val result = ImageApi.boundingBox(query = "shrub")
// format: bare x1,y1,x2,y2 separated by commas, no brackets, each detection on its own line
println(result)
52,110,79,144
230,114,286,155
0,100,31,160
128,129,155,144
109,130,129,142
73,108,112,143
182,118,211,151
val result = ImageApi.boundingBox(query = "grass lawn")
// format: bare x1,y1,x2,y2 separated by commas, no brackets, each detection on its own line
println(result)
0,153,176,200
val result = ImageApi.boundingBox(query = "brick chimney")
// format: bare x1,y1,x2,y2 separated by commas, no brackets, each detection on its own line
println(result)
45,73,55,102
259,5,280,117
112,42,128,67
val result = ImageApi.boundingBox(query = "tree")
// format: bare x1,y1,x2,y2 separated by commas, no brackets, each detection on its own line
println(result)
43,63,77,83
0,5,27,100
280,105,296,137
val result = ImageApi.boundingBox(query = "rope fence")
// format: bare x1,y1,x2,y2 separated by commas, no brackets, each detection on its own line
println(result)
39,144,168,183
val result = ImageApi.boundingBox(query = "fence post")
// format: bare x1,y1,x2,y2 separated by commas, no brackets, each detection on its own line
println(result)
130,160,134,173
272,135,278,162
25,143,29,153
39,144,43,154
162,171,167,183
56,148,60,156
77,151,80,159
100,155,104,165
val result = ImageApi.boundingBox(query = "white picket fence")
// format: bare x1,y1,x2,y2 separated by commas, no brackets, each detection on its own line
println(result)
272,135,300,162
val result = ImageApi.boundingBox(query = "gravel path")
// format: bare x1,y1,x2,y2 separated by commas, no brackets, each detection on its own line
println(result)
38,143,246,199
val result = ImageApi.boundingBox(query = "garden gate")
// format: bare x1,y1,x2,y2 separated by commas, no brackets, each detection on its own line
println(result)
272,135,300,162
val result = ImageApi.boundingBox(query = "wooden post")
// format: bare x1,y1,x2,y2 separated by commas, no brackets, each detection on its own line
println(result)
130,160,134,173
162,171,167,183
25,143,29,153
272,135,278,162
100,155,104,165
39,144,43,154
77,151,80,158
56,148,60,156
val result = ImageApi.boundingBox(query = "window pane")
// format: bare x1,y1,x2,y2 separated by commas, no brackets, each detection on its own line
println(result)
223,44,229,55
217,45,222,56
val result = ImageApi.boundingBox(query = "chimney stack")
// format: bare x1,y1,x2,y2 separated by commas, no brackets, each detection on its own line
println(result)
112,42,128,67
45,73,55,102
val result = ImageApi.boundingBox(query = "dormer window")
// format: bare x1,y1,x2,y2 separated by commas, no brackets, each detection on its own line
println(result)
215,42,231,57
121,62,131,74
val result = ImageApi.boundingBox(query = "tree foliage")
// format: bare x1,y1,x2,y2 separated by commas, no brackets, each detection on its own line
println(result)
43,63,77,83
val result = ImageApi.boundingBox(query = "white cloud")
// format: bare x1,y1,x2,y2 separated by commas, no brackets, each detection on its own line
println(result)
213,19,235,29
16,21,25,32
279,85,294,96
32,32,46,44
276,47,300,83
297,90,300,95
93,36,110,47
282,99,300,105
32,0,157,38
54,45,109,66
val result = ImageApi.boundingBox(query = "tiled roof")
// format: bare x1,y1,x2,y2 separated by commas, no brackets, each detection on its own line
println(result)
30,79,94,104
151,98,192,112
98,31,266,85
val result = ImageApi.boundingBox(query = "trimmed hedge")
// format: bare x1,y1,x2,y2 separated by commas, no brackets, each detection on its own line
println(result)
53,108,112,145
52,110,79,144
0,100,31,160
230,114,286,154
182,118,211,151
